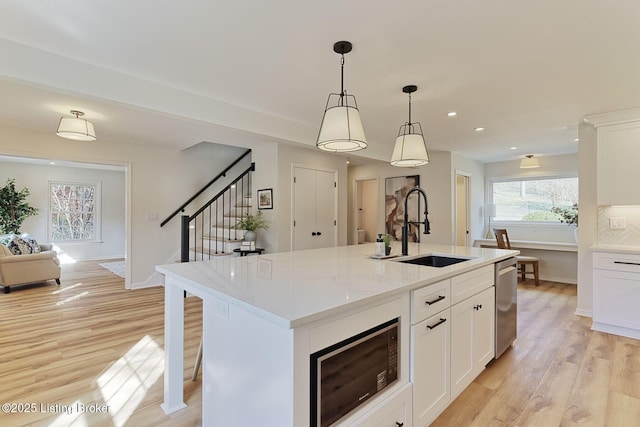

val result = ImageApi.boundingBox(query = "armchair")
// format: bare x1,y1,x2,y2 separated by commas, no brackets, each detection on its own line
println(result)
0,243,61,293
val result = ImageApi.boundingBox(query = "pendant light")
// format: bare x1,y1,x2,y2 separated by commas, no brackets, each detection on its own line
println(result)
390,85,429,167
316,41,367,152
56,110,96,141
519,154,540,169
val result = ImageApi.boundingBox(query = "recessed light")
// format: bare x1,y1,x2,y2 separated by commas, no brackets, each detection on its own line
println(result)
447,111,457,117
49,161,56,165
574,138,579,142
509,147,517,150
474,127,485,132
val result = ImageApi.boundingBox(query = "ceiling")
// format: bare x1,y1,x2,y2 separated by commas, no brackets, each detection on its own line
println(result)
0,0,639,164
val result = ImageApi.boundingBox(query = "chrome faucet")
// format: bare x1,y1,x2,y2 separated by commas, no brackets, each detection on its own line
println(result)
402,186,431,256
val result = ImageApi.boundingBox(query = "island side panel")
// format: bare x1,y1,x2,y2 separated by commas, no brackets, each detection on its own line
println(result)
161,276,187,414
203,294,295,426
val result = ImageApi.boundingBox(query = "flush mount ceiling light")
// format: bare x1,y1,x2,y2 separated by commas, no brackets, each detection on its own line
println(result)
316,41,367,152
56,110,96,141
520,154,540,169
390,85,429,167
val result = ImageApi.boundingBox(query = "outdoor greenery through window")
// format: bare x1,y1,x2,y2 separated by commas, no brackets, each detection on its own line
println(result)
490,177,578,222
49,182,100,241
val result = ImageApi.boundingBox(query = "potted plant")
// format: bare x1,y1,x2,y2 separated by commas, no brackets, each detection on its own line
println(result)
382,233,392,256
0,178,38,234
551,203,578,242
235,211,269,242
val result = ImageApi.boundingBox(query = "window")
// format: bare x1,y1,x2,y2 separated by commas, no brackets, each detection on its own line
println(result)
49,181,101,241
489,176,578,222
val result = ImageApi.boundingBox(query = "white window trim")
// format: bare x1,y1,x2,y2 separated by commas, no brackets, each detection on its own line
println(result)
48,180,102,243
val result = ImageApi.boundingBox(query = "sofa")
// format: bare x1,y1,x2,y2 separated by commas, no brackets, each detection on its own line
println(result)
0,243,61,293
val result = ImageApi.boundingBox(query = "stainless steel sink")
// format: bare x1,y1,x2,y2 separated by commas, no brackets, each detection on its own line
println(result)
395,255,473,268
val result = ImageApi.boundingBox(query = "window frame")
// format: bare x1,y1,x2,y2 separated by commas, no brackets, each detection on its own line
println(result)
486,172,578,228
48,180,102,243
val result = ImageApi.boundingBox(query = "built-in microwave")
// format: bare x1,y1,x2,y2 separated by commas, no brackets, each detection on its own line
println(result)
310,317,399,427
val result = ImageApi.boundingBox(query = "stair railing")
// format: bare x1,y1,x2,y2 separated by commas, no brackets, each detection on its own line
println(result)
180,162,255,262
160,149,251,228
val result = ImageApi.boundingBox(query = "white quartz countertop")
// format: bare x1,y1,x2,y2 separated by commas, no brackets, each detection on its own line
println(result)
156,243,518,329
591,244,640,254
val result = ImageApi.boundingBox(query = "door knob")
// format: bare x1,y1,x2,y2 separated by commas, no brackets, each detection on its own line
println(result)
312,232,317,236
317,231,322,236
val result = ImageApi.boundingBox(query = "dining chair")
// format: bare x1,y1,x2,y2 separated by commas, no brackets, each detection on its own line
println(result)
493,228,539,286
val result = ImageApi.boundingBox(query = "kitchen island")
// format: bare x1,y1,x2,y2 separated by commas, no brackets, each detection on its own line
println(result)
156,242,517,426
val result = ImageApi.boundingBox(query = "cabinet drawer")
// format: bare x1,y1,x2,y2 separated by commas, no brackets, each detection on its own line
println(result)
347,383,412,427
411,279,450,324
451,265,494,305
594,251,640,273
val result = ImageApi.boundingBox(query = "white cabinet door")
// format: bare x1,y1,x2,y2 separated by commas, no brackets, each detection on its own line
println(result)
450,295,474,399
293,166,337,251
597,121,640,205
593,268,640,330
412,309,450,427
450,286,495,400
473,287,496,369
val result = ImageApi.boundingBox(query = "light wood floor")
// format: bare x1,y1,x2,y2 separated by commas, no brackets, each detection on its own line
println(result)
432,279,640,427
1,263,639,426
0,260,203,427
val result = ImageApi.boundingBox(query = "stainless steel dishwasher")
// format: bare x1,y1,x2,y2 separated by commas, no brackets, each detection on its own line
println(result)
495,257,517,358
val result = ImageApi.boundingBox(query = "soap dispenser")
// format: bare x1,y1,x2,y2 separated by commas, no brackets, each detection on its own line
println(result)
375,234,385,257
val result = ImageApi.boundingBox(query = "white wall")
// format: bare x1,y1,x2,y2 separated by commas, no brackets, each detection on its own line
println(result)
347,151,455,247
0,161,125,260
577,122,598,316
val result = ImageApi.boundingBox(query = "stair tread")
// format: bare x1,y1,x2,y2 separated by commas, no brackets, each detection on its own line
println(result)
192,247,236,256
201,235,243,242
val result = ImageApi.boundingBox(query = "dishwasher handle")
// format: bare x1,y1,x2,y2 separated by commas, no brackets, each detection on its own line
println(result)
498,266,516,276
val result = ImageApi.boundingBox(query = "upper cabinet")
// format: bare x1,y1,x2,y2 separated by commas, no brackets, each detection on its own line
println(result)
597,121,640,205
587,108,640,206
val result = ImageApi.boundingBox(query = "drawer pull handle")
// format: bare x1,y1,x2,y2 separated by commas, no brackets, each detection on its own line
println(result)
396,423,404,427
425,295,445,305
614,261,640,266
474,304,483,310
427,318,447,330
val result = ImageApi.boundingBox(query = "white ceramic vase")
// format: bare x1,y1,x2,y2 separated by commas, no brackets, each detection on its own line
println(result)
244,230,257,242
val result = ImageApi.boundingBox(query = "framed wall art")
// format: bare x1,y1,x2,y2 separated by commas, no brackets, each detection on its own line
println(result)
384,175,421,241
257,188,273,210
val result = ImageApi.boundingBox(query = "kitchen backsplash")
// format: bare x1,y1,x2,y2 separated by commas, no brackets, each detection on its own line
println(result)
598,206,640,245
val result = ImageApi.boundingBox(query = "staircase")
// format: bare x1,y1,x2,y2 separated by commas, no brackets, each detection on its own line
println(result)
190,194,253,259
160,149,255,262
181,163,255,262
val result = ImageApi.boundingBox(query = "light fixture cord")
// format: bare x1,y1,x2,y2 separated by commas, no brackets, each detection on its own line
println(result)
408,92,412,125
339,54,345,106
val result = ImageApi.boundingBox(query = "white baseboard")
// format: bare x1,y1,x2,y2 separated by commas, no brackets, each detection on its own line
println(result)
574,308,592,318
592,322,640,340
539,275,577,285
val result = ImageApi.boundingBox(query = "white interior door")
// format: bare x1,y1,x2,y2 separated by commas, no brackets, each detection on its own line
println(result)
314,169,336,249
293,166,337,251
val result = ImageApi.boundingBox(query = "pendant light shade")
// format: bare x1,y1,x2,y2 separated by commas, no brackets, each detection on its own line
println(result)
391,85,429,167
56,110,96,141
317,41,367,152
519,154,540,168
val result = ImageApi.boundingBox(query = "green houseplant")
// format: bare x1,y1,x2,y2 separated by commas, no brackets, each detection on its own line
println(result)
551,203,578,242
0,178,39,234
551,203,578,226
235,211,269,242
